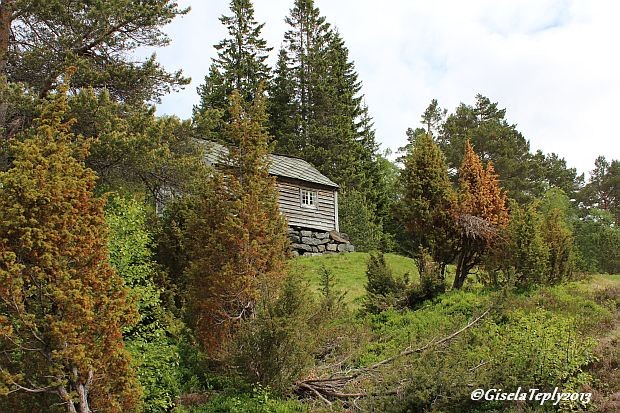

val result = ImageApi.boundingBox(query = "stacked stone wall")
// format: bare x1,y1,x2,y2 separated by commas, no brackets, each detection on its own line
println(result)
289,227,355,256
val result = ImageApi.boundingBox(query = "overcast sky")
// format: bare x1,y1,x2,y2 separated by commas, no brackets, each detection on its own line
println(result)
142,0,620,175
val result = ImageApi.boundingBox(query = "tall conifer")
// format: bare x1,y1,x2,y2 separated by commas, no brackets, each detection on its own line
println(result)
195,0,271,120
186,90,289,354
453,141,509,288
270,1,379,191
398,133,456,266
0,83,139,412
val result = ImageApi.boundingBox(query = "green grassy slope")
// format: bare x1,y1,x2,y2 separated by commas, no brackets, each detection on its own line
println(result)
291,252,419,306
179,253,619,412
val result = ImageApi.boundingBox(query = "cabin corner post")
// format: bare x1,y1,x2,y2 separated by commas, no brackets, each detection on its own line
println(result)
334,190,339,232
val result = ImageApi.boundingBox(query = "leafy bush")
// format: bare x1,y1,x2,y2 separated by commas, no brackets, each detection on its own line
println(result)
106,196,182,412
339,189,384,252
574,209,620,274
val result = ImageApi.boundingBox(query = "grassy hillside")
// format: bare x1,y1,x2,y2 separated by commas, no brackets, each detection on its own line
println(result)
291,252,419,306
180,253,620,412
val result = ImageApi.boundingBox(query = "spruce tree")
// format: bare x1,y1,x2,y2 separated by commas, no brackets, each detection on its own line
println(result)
195,0,271,121
270,1,379,191
186,90,289,354
268,48,299,153
0,83,140,412
277,0,331,146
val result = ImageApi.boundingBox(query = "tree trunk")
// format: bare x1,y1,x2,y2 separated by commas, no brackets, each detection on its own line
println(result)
453,253,466,289
0,0,12,76
0,0,13,170
74,367,93,413
77,382,90,413
453,240,477,289
58,386,77,413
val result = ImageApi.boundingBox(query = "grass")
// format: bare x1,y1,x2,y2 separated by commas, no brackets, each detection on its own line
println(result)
180,252,620,412
602,273,620,283
291,252,419,306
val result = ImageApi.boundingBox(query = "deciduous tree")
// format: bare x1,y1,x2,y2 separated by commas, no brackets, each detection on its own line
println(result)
106,196,181,413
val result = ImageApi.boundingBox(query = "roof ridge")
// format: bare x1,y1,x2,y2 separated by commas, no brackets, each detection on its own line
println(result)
200,140,339,188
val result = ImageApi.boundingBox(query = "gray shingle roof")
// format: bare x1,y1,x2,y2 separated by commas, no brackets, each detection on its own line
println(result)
202,141,339,188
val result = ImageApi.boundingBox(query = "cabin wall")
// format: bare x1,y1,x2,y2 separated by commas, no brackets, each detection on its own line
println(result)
276,179,336,232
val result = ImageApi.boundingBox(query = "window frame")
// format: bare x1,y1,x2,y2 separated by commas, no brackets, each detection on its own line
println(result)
300,188,318,210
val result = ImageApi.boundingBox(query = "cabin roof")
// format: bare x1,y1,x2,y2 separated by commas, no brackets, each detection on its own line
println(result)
203,141,339,189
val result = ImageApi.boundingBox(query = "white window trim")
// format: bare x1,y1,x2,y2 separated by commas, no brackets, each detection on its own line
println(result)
300,188,318,210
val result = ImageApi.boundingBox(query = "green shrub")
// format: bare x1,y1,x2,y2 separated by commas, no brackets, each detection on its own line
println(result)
317,265,347,315
229,274,317,395
339,189,384,252
106,196,182,412
407,250,446,307
175,385,308,413
364,252,407,313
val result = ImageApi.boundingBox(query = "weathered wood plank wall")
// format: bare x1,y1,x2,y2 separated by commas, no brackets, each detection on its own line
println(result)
277,179,336,231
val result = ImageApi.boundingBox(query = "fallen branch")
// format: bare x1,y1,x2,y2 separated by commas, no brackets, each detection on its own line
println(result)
295,308,491,404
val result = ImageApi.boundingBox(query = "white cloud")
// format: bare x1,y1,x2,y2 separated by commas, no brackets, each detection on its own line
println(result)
143,0,620,175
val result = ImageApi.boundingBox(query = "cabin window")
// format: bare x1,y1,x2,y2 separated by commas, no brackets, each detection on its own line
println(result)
301,189,317,209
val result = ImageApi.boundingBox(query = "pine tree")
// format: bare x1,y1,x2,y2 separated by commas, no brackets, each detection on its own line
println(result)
398,133,456,267
186,90,289,354
66,88,206,200
439,95,537,203
580,156,619,224
1,0,188,103
195,0,271,123
0,83,140,412
453,140,508,289
421,99,447,137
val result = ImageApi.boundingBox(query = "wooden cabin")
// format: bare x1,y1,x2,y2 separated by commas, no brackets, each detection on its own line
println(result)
203,141,340,233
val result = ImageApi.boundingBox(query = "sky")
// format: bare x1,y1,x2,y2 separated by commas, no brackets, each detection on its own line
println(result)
140,0,620,176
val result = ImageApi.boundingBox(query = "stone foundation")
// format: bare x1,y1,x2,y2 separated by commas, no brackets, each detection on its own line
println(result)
289,227,355,256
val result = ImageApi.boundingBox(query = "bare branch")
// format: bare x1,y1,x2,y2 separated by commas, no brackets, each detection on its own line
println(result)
295,308,491,404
